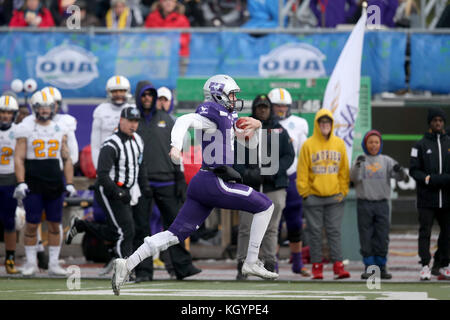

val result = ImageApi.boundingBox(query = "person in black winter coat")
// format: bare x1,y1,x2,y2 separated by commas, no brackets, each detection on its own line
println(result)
233,94,295,279
409,107,450,280
132,80,201,282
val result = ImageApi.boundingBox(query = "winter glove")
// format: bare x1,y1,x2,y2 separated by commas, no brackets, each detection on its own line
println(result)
243,167,261,189
65,184,78,197
356,155,365,166
13,183,29,201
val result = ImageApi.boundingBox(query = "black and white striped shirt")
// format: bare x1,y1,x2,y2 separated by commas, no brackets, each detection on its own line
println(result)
96,130,145,193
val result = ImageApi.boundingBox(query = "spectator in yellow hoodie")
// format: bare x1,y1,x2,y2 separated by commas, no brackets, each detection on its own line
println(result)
297,108,350,280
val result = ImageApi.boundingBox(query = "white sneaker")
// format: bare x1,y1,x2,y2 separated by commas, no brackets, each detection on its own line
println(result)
439,265,450,279
420,265,431,281
242,260,279,280
112,259,130,296
48,264,68,276
21,263,38,276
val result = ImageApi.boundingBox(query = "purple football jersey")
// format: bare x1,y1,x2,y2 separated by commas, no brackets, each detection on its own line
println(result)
195,101,238,168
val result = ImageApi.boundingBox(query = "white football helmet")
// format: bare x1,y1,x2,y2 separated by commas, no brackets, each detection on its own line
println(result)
268,88,293,119
203,74,243,112
106,75,131,106
42,86,68,113
0,95,19,129
30,90,56,121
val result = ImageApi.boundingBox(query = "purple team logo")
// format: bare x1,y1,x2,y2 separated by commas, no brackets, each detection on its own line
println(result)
209,82,225,95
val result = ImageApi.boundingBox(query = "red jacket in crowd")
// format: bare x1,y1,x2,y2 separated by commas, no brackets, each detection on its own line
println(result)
9,8,55,27
145,9,191,57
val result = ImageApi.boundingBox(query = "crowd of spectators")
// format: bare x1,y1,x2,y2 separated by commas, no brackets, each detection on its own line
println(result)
1,0,447,30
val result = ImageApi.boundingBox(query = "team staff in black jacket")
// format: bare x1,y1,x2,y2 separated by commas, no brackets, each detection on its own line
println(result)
410,107,450,280
66,107,152,261
132,80,201,282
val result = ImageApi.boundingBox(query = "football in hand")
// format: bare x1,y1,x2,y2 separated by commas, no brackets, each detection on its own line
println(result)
235,118,248,129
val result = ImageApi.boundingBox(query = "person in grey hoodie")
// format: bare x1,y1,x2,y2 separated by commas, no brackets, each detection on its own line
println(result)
350,129,409,280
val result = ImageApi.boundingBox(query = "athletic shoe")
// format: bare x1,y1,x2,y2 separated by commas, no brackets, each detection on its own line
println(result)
21,263,38,276
380,266,392,280
242,259,278,280
5,259,20,274
420,265,431,281
112,258,130,296
48,264,68,276
176,265,202,280
438,265,450,280
300,267,311,277
153,258,165,270
333,261,351,279
65,216,80,245
311,263,323,280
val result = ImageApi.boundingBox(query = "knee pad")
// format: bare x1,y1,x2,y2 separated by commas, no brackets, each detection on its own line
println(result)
144,230,180,255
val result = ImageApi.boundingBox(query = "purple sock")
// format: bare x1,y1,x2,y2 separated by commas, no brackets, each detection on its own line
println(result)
291,252,303,273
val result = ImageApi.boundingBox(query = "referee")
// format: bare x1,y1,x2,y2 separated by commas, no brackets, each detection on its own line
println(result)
66,107,152,260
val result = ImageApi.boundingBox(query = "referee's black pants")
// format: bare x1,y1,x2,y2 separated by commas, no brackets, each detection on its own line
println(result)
82,185,135,259
132,183,198,280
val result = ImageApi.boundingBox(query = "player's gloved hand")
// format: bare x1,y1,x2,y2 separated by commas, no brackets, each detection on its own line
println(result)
393,164,402,172
65,184,78,197
13,183,29,201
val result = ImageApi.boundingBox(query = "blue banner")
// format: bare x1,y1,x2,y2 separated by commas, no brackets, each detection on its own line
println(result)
0,31,180,98
186,31,407,94
410,34,450,94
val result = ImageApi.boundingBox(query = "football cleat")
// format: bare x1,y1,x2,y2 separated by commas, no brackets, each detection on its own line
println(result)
112,258,130,296
21,263,38,277
48,264,68,276
241,259,278,280
5,259,20,274
420,265,431,281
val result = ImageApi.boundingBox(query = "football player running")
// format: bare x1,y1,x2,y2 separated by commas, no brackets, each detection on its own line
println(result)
13,90,76,276
111,74,278,295
0,95,20,274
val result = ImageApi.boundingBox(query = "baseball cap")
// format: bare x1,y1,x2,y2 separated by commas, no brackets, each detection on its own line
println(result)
121,107,140,120
252,94,271,108
157,87,172,101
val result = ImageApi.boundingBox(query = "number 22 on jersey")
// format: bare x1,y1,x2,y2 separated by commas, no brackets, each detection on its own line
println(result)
32,139,60,158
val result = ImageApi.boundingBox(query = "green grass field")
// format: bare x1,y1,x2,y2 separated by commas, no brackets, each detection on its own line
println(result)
0,278,449,300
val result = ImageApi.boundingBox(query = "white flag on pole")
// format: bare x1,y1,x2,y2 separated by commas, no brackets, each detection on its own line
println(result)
322,7,367,166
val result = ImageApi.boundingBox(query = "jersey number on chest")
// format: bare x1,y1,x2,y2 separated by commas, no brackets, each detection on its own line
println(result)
0,147,13,165
32,139,60,158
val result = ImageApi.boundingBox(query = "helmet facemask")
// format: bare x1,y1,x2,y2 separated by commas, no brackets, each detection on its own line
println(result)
0,110,17,130
206,82,243,112
34,103,55,122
